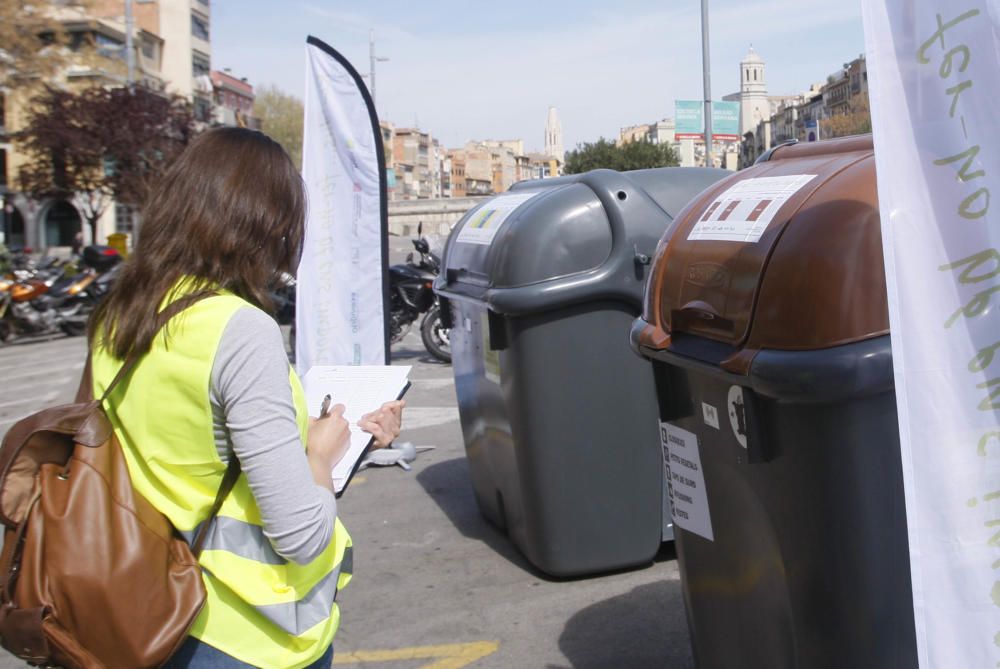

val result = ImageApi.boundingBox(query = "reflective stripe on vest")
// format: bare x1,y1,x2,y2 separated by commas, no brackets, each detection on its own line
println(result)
181,519,355,635
183,518,356,574
200,562,343,636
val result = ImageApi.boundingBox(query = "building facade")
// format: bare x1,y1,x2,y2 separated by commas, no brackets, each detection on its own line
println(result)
211,69,258,128
3,0,225,252
392,128,435,199
737,53,869,168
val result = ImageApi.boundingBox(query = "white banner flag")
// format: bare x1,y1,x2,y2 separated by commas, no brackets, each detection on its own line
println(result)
863,2,1000,665
297,36,389,373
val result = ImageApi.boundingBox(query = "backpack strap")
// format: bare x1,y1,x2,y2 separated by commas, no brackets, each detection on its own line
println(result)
191,458,242,557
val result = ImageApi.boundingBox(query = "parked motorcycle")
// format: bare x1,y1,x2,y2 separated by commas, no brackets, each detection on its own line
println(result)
389,229,451,363
281,229,452,363
0,245,122,343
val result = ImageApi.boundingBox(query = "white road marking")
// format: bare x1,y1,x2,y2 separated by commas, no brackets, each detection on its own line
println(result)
3,361,85,383
411,378,455,390
0,391,59,410
401,407,460,431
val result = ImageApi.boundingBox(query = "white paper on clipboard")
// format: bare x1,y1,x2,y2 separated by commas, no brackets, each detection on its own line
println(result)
303,365,411,493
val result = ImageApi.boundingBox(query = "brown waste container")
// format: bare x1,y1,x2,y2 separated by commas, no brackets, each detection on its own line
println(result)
630,135,918,668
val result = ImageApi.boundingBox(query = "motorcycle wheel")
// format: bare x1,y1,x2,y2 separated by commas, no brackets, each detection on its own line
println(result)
420,305,451,363
59,320,87,337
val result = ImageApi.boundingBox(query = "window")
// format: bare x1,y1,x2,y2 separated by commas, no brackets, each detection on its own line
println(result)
0,92,5,131
191,15,210,41
141,39,155,60
192,53,210,78
115,203,135,234
193,96,212,122
95,33,124,59
0,148,7,188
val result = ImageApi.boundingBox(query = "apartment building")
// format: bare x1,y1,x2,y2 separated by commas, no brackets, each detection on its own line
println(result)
447,150,467,198
3,0,219,250
211,68,258,128
392,128,435,199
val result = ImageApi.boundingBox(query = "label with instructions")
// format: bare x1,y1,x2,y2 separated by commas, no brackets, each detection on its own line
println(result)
659,422,714,541
687,174,816,243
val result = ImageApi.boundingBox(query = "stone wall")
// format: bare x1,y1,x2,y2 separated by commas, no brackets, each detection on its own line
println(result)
388,197,486,237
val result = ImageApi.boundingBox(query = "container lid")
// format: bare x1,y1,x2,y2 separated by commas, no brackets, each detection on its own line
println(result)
440,182,612,290
642,135,888,370
438,168,730,314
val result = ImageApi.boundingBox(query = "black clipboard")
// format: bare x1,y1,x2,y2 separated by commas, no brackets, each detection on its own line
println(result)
335,380,411,498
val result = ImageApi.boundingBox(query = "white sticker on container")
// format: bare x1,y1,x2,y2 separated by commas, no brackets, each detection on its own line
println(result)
659,422,714,541
687,174,817,243
702,402,720,429
727,385,749,449
455,191,541,246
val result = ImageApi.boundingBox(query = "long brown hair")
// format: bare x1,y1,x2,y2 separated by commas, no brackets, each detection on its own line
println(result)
91,127,305,359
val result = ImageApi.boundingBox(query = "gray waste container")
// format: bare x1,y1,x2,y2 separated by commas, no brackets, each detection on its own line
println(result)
631,136,918,667
434,167,728,577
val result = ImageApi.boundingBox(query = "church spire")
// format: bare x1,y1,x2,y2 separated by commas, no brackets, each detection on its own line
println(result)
545,106,564,164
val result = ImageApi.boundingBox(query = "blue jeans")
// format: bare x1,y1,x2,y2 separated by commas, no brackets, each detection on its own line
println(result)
165,636,334,669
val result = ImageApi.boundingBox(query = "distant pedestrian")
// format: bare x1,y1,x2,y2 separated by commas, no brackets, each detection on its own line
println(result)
71,230,83,256
89,127,404,668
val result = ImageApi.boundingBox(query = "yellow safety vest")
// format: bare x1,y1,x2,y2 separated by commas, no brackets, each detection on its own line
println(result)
92,287,352,669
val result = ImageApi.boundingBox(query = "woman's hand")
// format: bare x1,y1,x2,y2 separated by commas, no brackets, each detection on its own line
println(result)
358,400,405,450
306,404,350,491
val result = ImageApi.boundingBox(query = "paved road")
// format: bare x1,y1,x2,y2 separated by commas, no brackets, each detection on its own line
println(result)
0,251,694,667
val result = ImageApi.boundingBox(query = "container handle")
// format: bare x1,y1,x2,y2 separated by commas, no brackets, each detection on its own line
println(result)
485,170,671,316
671,300,735,337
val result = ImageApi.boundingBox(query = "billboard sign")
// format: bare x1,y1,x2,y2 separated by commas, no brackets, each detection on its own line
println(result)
711,101,741,141
675,100,704,139
675,100,741,141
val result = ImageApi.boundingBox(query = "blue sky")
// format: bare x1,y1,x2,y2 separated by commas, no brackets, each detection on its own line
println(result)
212,0,865,152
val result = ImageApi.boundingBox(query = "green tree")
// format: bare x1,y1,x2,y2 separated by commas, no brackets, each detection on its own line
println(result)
564,137,679,174
254,85,304,169
620,139,680,170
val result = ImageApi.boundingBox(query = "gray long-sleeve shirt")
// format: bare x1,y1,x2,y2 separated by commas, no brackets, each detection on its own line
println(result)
209,307,336,565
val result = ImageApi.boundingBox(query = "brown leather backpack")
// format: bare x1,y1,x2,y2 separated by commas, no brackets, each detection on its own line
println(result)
0,296,239,668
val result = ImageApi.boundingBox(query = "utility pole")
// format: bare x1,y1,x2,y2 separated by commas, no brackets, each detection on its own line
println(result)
369,29,389,106
124,0,135,88
701,0,713,168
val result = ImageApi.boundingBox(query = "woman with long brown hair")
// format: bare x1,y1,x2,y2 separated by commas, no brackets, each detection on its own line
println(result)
89,127,402,668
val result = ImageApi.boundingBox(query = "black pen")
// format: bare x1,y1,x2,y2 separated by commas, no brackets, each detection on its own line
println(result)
320,394,332,418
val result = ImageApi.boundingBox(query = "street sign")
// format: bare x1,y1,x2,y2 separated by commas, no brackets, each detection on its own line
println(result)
805,119,819,142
